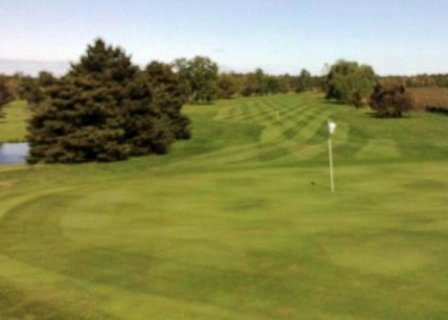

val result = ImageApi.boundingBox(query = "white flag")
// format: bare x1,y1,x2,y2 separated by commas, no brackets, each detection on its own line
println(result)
328,120,337,135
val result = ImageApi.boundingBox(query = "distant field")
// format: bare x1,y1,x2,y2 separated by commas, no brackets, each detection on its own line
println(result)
409,87,448,112
0,93,447,319
0,100,29,142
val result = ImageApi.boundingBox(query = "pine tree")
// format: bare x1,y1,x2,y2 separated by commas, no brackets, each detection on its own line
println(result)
28,39,187,163
145,61,190,140
122,71,175,155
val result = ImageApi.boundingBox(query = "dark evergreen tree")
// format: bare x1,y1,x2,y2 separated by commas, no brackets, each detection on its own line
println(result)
121,71,175,156
28,39,187,163
145,61,190,140
28,71,131,163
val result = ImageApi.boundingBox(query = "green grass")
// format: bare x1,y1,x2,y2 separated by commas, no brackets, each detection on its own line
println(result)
0,93,447,319
0,100,29,142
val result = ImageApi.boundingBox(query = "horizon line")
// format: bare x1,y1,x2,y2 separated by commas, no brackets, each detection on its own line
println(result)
1,57,447,78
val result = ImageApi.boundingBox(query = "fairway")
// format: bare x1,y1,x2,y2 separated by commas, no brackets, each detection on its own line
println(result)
1,93,447,319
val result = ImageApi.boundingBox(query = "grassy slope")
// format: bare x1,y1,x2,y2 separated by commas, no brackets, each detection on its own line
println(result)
0,93,447,319
0,100,28,142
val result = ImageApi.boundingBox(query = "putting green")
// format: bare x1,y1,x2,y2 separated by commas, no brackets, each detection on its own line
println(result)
0,93,447,319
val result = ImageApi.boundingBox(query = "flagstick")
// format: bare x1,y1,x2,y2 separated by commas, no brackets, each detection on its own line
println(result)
328,137,335,193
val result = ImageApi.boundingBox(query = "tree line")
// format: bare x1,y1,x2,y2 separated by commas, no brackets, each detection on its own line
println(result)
5,63,448,109
1,39,446,164
4,55,438,125
216,68,323,98
3,64,323,108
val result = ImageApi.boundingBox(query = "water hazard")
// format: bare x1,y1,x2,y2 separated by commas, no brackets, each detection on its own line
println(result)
0,143,29,164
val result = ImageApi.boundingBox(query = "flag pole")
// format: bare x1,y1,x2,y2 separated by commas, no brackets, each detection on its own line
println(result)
328,136,335,192
327,120,336,192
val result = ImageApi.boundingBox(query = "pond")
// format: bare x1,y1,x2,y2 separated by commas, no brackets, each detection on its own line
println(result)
0,143,29,164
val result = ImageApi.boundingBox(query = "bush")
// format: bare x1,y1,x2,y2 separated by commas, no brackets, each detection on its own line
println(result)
369,84,415,118
426,106,448,116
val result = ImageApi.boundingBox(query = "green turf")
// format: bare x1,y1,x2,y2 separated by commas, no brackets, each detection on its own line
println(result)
0,93,447,319
0,100,28,142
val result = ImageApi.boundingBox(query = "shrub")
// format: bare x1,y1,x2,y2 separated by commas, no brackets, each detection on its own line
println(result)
369,84,415,118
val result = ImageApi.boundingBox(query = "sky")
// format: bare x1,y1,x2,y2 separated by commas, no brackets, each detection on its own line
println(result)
1,0,447,76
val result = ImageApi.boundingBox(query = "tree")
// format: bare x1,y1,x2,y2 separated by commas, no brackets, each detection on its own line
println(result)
296,69,313,92
351,90,363,108
254,68,269,95
241,73,258,96
266,75,288,94
326,60,377,107
28,39,133,163
28,39,186,163
37,71,57,87
4,73,24,99
19,72,57,110
173,56,218,103
145,61,190,139
0,75,12,117
217,73,237,99
239,69,271,96
20,76,46,109
280,74,295,93
369,84,415,118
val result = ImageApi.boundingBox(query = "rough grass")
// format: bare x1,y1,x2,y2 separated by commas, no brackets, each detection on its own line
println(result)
0,93,447,319
409,87,448,110
0,100,29,142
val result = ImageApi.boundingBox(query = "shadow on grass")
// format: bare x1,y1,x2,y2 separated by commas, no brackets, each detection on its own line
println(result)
365,112,413,119
189,101,216,106
319,98,347,106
